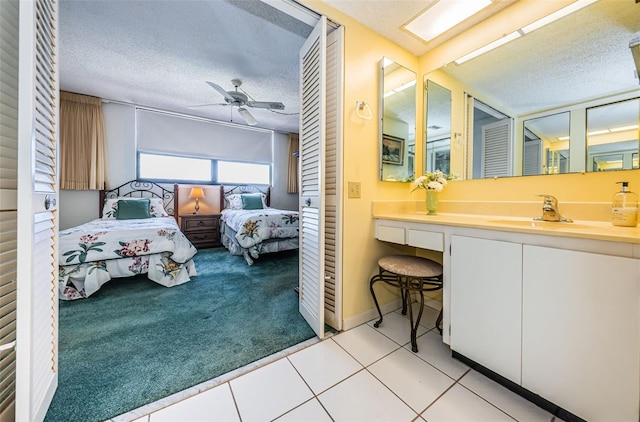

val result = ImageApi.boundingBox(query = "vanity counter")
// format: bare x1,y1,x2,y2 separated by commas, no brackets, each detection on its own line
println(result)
372,210,640,244
372,206,640,421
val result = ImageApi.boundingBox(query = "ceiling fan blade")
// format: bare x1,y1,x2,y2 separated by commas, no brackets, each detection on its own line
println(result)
206,81,236,103
247,101,285,110
237,107,258,126
187,102,228,108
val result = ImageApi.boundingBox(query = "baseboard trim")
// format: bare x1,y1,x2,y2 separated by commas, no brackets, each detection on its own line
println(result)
452,351,586,422
342,297,403,331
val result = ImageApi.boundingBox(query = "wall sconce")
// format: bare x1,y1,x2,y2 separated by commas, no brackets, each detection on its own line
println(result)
189,187,205,214
355,101,372,120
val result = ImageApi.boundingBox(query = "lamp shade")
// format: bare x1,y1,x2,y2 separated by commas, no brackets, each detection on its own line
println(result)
189,187,205,199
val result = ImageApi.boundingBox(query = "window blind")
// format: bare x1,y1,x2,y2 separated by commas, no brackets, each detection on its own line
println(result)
136,109,274,163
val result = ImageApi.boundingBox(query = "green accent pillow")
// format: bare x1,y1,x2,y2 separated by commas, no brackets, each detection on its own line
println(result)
116,199,151,220
241,194,264,210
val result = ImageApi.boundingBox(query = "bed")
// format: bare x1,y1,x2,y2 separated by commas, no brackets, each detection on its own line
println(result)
219,185,299,265
58,181,198,300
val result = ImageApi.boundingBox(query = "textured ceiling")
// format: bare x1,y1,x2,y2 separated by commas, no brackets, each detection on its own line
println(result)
60,0,640,136
59,0,313,133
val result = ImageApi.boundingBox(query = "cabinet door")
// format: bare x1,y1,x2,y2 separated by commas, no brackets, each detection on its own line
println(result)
522,245,639,422
450,235,522,384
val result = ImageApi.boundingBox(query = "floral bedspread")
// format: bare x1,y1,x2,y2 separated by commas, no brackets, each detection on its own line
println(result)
221,208,299,249
58,217,197,300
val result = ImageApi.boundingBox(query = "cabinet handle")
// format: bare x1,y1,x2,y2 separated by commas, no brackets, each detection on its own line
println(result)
198,221,205,226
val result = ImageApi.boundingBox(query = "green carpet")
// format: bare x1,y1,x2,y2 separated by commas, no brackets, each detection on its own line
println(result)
45,248,314,422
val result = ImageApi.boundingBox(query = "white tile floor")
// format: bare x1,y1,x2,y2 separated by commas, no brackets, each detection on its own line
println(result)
119,303,561,422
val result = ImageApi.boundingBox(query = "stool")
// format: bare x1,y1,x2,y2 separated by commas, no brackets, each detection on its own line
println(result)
370,255,443,352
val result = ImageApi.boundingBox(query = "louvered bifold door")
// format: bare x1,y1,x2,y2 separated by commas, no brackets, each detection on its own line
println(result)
16,0,60,420
322,26,343,331
523,139,542,176
0,1,20,420
481,118,513,178
298,17,326,339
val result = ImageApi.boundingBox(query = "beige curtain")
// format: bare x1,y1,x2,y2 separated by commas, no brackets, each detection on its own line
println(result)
287,133,299,194
60,91,108,190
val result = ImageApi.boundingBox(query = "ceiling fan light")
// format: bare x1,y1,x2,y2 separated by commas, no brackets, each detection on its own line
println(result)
237,107,258,126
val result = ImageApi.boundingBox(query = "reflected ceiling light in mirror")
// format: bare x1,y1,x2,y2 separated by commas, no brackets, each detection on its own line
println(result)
404,0,492,43
454,31,521,65
586,124,640,136
452,0,599,65
384,80,416,98
521,0,599,34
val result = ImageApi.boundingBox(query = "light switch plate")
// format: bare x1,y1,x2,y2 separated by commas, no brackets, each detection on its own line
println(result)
348,181,361,198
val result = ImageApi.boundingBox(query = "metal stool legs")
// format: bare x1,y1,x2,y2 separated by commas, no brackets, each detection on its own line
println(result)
370,269,442,352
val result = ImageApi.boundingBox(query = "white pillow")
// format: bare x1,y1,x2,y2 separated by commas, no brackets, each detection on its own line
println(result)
225,193,267,210
102,197,169,219
225,194,243,210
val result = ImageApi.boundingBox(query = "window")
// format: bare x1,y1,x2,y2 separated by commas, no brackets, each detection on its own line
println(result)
137,152,271,185
138,153,211,182
217,161,271,185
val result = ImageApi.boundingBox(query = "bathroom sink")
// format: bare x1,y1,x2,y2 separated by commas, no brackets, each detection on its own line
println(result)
487,219,593,230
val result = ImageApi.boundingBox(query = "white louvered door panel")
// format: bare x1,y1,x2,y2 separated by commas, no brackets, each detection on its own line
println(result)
0,1,19,420
16,0,59,420
322,27,343,331
298,17,326,339
481,118,513,178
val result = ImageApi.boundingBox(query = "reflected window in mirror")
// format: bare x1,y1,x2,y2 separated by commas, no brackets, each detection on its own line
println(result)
586,98,640,172
380,57,416,182
425,80,452,175
523,112,570,175
466,95,513,179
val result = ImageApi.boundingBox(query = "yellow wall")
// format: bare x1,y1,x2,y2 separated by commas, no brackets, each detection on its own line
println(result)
305,0,640,324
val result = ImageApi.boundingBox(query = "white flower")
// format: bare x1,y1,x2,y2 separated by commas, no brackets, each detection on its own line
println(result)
410,170,455,192
427,181,444,192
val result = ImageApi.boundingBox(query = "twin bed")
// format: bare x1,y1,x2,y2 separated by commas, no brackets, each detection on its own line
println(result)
58,181,299,300
218,185,299,265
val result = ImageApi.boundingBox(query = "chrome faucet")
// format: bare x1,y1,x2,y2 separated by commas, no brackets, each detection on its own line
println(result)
534,194,573,222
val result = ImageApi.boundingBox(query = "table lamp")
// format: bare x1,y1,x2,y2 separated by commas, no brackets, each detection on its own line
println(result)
189,187,205,214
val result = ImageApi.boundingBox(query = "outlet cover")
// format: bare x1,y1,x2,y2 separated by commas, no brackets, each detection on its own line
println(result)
348,181,361,198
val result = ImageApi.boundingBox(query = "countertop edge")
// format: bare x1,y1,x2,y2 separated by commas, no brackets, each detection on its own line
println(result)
373,212,640,244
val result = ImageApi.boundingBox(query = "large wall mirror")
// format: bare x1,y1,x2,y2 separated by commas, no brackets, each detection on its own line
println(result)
379,57,416,182
424,80,452,175
430,0,640,179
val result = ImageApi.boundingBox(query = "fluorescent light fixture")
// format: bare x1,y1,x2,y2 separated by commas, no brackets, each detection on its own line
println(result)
405,0,492,43
610,124,639,132
587,129,609,136
557,136,570,141
454,31,521,65
521,0,599,34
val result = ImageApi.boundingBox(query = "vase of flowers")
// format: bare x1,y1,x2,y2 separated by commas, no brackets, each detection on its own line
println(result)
411,170,451,215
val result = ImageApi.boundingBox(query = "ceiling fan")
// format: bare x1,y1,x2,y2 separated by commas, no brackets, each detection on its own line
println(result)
190,79,285,126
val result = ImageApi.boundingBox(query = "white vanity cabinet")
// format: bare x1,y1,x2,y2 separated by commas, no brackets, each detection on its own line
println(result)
374,216,640,420
450,235,523,384
522,245,640,422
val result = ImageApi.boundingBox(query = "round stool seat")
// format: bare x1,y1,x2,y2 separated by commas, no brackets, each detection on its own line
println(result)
378,255,443,278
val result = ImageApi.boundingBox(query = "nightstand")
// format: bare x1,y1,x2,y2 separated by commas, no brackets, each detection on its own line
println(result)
179,214,221,248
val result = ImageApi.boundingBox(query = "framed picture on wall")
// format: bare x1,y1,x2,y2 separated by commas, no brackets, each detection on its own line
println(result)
382,134,404,165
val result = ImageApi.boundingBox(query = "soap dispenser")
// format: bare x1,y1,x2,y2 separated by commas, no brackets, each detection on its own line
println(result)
611,181,638,227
